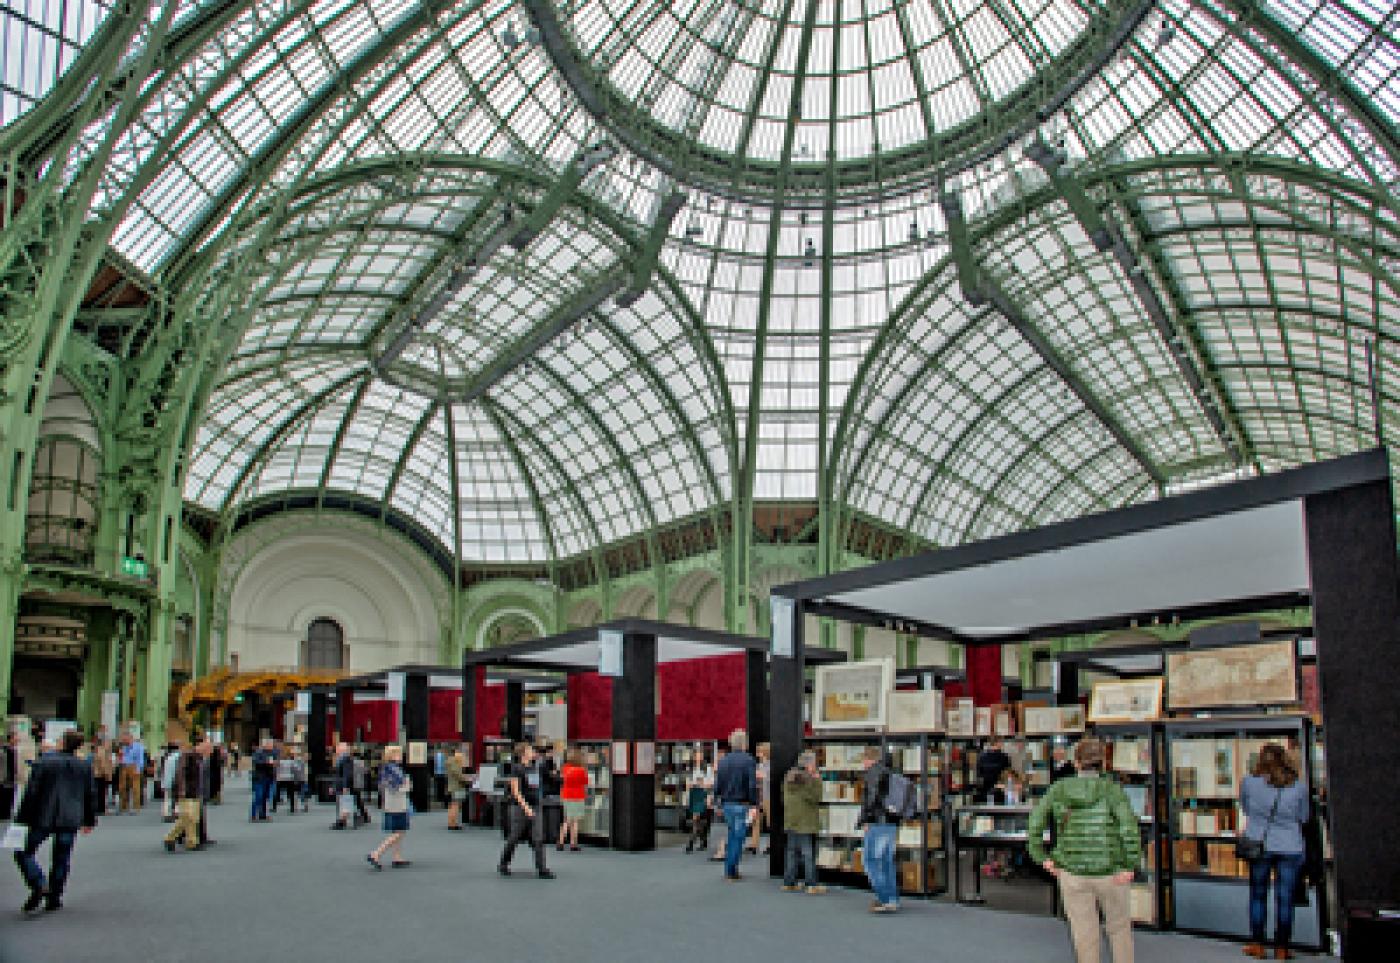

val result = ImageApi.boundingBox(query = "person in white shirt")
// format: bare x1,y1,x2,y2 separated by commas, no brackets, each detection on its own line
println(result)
685,748,716,854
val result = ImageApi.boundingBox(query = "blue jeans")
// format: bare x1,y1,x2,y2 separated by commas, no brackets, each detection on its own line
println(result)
722,803,749,878
864,823,898,906
1249,852,1304,945
14,828,76,898
251,777,273,819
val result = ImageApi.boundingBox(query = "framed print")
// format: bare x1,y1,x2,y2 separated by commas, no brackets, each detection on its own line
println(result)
634,741,656,775
1166,640,1298,710
887,690,944,733
611,740,630,776
945,698,975,737
1057,705,1086,733
813,659,895,730
408,740,428,766
1022,706,1060,735
1088,678,1164,724
974,706,992,736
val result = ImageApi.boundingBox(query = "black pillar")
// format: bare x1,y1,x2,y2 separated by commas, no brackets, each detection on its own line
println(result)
335,684,355,743
1056,661,1079,707
461,664,480,766
308,690,329,783
403,672,431,814
611,632,656,851
505,680,524,743
1304,477,1400,958
746,649,768,746
769,602,805,878
252,693,271,741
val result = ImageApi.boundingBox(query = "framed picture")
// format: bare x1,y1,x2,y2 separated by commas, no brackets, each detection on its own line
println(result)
1166,640,1298,710
887,690,944,733
945,698,975,737
634,741,656,775
1088,678,1165,724
408,740,428,766
974,706,992,736
611,740,630,776
1057,705,1086,733
812,659,895,730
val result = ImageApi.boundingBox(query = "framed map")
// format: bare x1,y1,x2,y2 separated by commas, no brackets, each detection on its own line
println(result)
1167,640,1298,710
1023,705,1086,734
813,659,894,730
1089,678,1164,723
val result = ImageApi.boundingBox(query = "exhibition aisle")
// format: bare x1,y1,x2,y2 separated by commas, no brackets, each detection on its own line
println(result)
0,784,1312,962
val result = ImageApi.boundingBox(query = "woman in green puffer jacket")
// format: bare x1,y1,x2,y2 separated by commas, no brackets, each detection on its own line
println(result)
1028,738,1141,963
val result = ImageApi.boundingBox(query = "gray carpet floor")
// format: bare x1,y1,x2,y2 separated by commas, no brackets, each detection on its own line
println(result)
0,780,1311,963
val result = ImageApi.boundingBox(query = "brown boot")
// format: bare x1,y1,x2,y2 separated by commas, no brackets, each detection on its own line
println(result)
1242,946,1266,960
1273,949,1292,961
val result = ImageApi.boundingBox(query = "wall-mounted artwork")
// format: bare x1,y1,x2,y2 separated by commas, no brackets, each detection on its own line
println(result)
813,659,894,730
1167,640,1297,710
1089,678,1164,724
887,690,943,733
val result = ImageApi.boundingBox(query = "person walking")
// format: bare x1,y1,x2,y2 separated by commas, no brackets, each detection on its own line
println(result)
859,746,900,913
684,747,714,854
709,742,729,862
117,731,146,813
1239,744,1310,961
781,750,825,894
12,729,98,915
273,748,299,813
249,739,277,821
1028,738,1141,963
1,728,20,821
714,729,757,882
159,742,181,821
446,749,468,831
557,749,587,851
163,742,203,853
89,727,115,816
749,741,771,855
367,745,412,870
498,742,554,878
332,742,357,829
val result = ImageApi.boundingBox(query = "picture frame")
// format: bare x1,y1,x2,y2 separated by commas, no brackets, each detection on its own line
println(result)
1023,704,1087,734
945,698,975,737
611,740,630,776
633,741,656,775
886,690,944,733
1088,678,1165,724
812,659,895,731
1166,640,1298,710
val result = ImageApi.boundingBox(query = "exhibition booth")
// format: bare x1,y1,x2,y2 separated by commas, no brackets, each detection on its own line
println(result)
768,449,1398,960
461,619,845,851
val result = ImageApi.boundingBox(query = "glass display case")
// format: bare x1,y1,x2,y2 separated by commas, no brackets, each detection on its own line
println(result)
572,740,612,841
951,804,1052,909
1165,716,1323,950
654,741,716,832
1096,722,1167,928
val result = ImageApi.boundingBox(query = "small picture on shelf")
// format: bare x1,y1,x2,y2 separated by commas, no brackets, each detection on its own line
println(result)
887,690,943,733
813,660,894,730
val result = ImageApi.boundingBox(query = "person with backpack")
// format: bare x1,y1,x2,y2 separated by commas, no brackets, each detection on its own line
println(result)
780,750,826,894
1028,738,1141,963
859,745,912,914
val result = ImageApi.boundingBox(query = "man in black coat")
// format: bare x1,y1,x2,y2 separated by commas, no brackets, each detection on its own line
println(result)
13,729,97,914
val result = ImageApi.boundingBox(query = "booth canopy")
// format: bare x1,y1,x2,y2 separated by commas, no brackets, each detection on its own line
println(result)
775,449,1389,644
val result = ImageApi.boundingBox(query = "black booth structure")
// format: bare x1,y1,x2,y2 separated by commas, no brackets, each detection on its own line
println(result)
768,449,1399,960
461,619,845,852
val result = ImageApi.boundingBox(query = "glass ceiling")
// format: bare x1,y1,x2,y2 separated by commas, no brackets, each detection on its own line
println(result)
10,0,1399,565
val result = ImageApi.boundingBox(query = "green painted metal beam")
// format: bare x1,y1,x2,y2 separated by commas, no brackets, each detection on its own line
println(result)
379,400,442,520
481,399,561,570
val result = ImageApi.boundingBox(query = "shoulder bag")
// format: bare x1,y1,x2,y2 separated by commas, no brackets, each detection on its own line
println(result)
1235,786,1281,861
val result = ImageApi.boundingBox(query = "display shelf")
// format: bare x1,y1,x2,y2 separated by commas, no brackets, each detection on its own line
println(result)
1165,716,1324,950
805,732,948,897
652,741,716,831
1095,722,1168,928
571,740,612,841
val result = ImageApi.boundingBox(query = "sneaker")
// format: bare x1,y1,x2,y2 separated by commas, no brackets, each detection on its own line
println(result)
22,890,44,915
805,885,828,894
725,873,743,882
870,903,898,914
42,898,61,913
497,866,511,877
164,840,176,853
570,845,581,852
556,844,564,852
366,855,383,871
781,885,801,892
538,870,556,879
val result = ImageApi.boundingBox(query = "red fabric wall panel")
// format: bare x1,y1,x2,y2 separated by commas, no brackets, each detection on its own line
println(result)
429,689,462,742
965,646,1003,707
340,699,397,744
943,681,966,701
475,680,506,741
566,672,613,741
656,653,747,741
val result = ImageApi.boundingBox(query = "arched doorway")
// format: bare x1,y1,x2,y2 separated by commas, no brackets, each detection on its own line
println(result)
302,617,345,670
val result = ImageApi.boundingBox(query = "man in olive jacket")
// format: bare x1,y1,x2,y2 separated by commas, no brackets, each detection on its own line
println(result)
780,750,826,894
1029,737,1141,963
13,729,98,915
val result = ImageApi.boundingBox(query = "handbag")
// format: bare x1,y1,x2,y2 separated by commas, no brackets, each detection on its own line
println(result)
1235,787,1281,861
2,822,27,851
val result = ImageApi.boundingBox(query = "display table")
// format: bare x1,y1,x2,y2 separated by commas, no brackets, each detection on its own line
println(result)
952,804,1056,914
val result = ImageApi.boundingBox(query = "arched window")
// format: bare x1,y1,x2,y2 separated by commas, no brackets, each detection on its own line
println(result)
303,617,345,670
